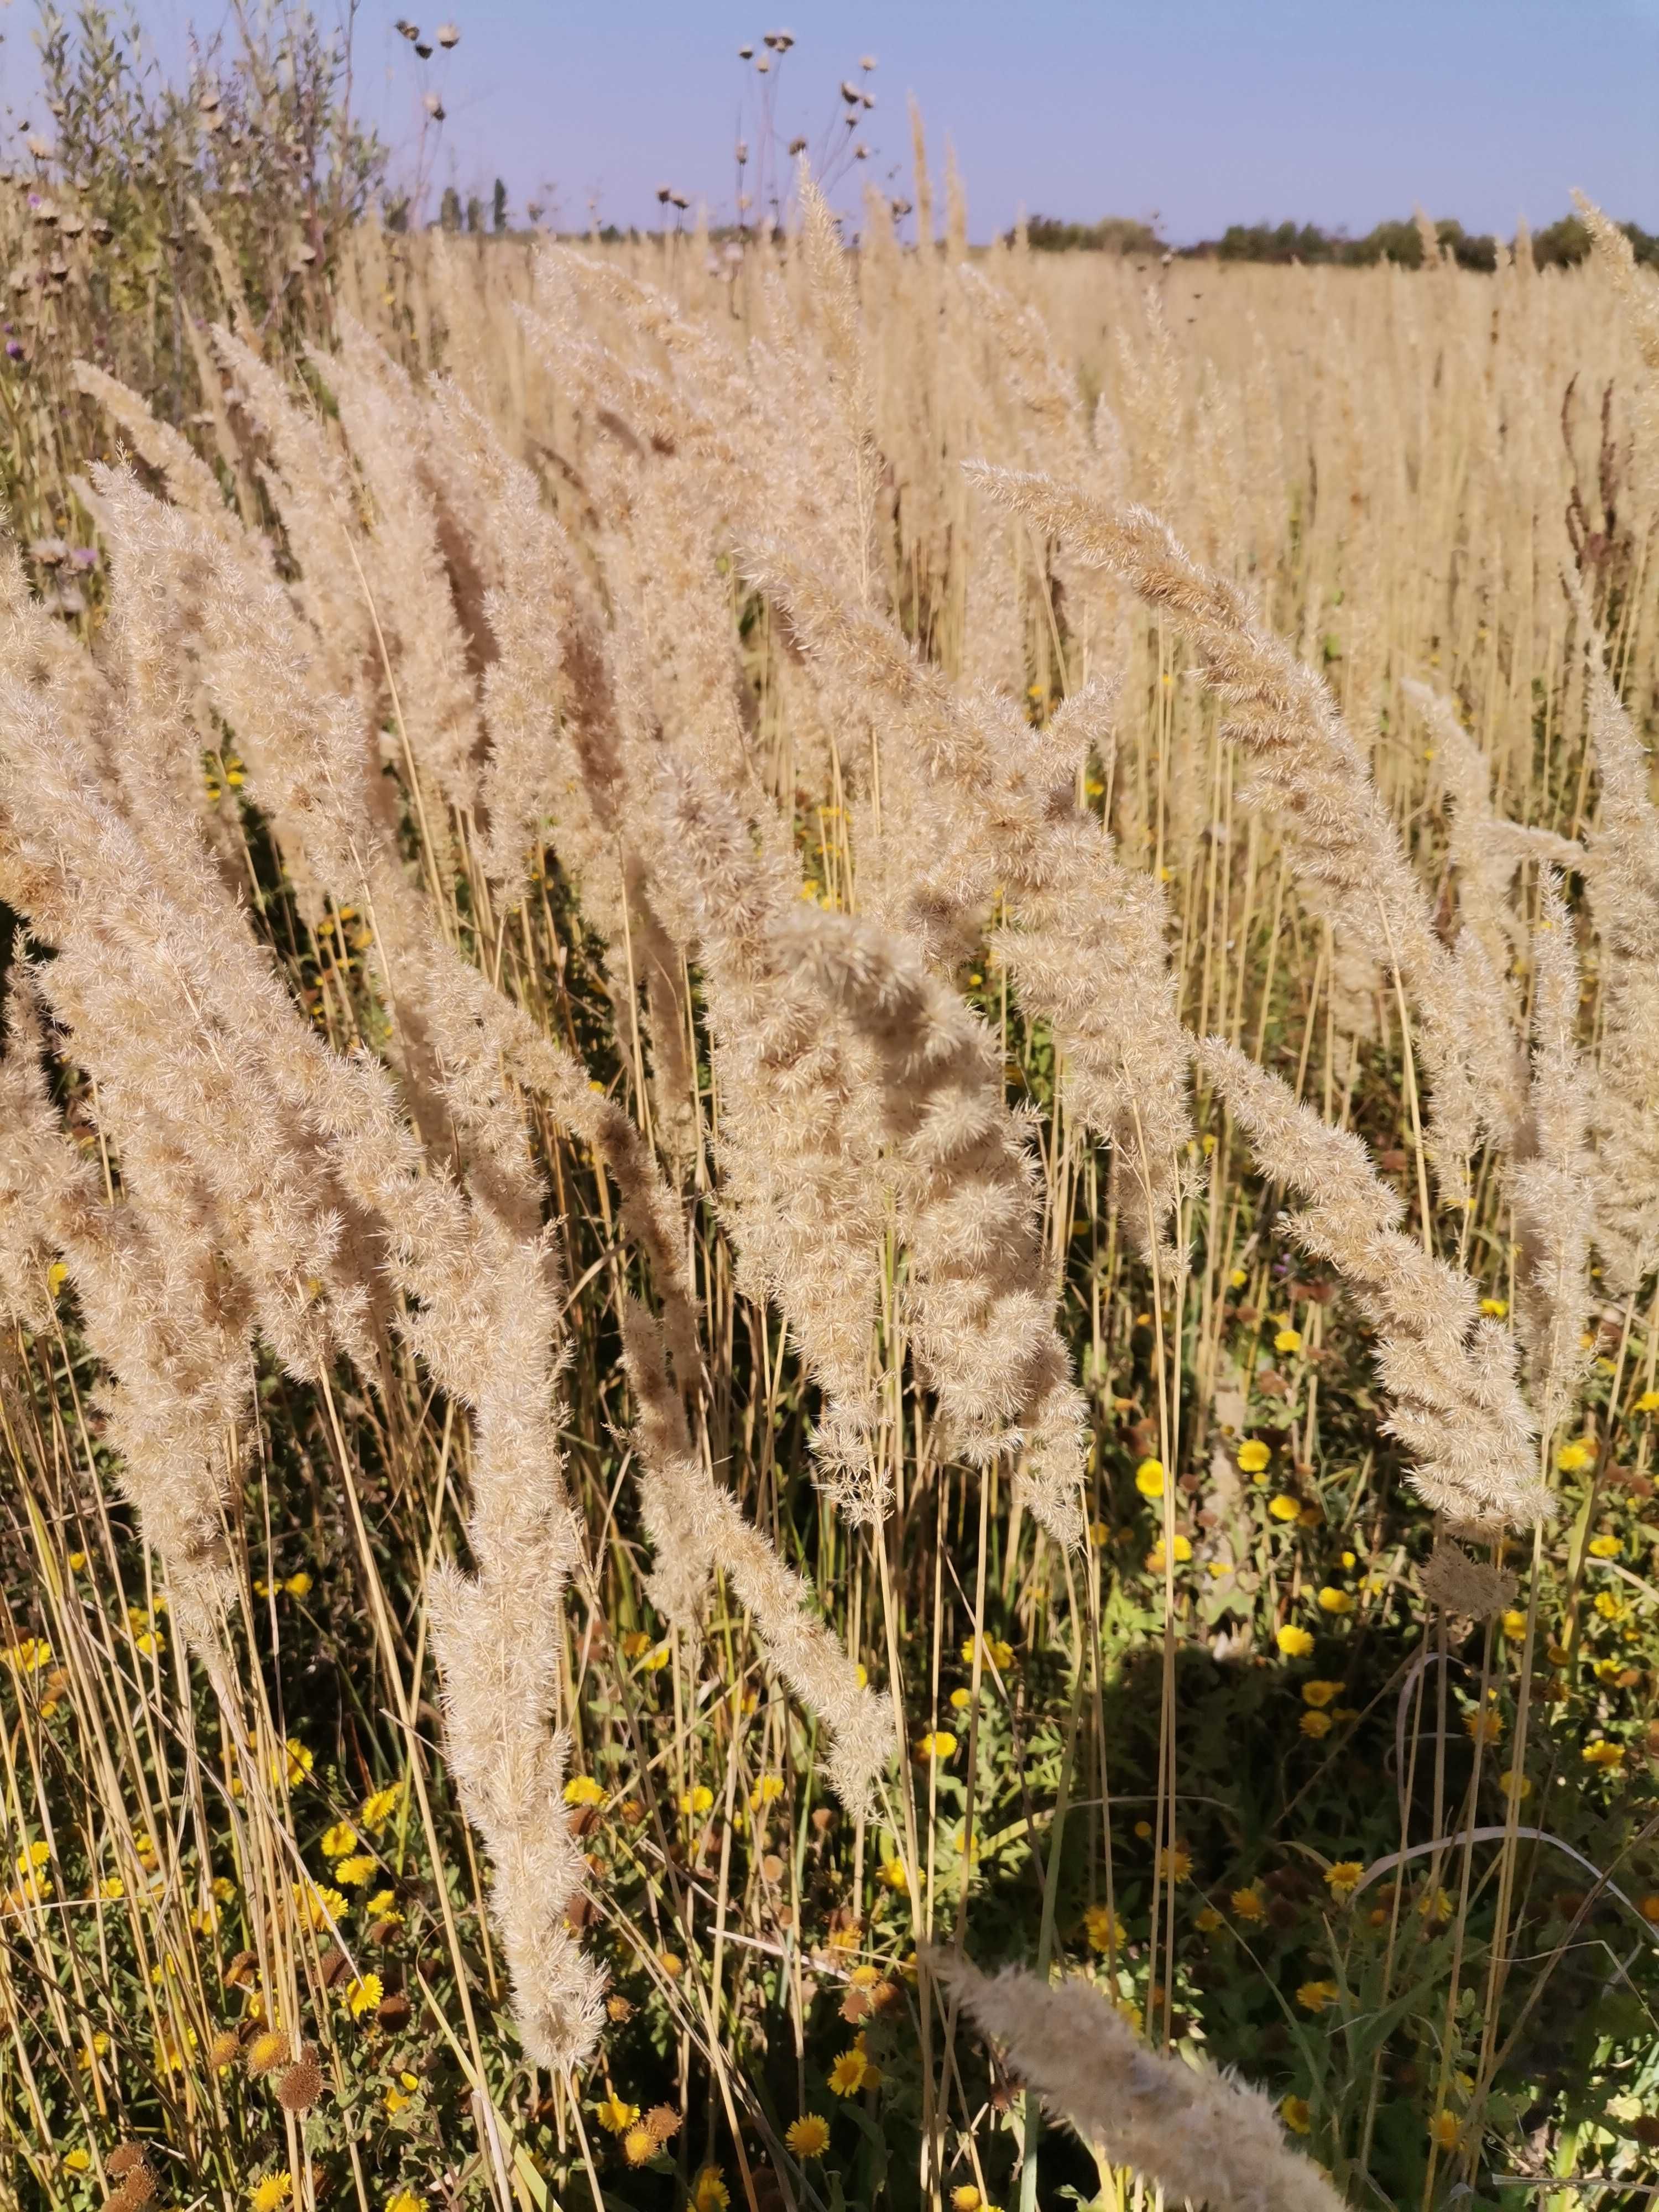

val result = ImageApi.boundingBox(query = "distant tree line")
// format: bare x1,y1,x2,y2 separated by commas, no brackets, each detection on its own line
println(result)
1019,211,1659,269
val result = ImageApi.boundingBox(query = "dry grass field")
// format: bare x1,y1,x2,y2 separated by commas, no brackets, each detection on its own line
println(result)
3,35,1659,2212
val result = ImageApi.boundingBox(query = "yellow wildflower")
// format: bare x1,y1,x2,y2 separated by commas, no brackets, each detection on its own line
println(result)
1295,1979,1339,2013
366,1888,401,1920
1324,1861,1364,1902
1636,1390,1659,1413
1156,1845,1192,1882
1301,1680,1341,1708
321,1823,358,1859
283,1573,312,1599
1582,1738,1625,1768
878,1857,910,1891
1281,2095,1311,2135
1237,1439,1270,1473
1430,2110,1459,2152
346,1972,382,2017
917,1731,958,1761
1556,1441,1593,1473
1134,1458,1165,1499
251,2176,293,2212
641,1642,671,1672
361,1786,401,1829
693,2168,729,2212
961,1635,1014,1670
1499,1770,1532,1800
1316,1587,1353,1615
594,2091,639,2135
829,2044,869,2096
1267,1494,1301,1522
564,1775,605,1807
623,2126,656,2167
386,2194,424,2212
1084,1903,1126,1952
1274,1328,1303,1355
1464,1707,1504,1746
677,1785,714,1815
951,2191,983,2212
335,1854,377,1887
64,2148,92,2173
1479,1296,1508,1317
1276,1624,1314,1658
1500,1609,1527,1640
1300,1710,1333,1739
1230,1885,1265,1921
786,2115,830,2158
1588,1533,1621,1559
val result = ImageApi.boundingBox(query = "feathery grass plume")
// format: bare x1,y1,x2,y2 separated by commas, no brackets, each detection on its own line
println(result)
208,323,376,696
1582,652,1659,1295
1510,878,1594,1432
665,764,890,1520
425,1213,605,2074
620,1302,887,1814
969,465,1489,1204
1574,192,1659,478
1199,1039,1546,1528
71,359,263,562
1422,1541,1517,1619
943,1957,1349,2212
747,543,1191,1258
312,322,481,815
790,906,1087,1545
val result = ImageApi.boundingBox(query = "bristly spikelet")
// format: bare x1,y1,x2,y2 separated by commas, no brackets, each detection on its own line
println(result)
944,1957,1348,2212
1200,1039,1546,1528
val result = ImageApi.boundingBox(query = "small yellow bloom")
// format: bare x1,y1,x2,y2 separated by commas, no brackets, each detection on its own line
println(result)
64,2147,91,2172
1594,1589,1629,1621
659,1950,684,1978
620,1630,650,1659
1267,1493,1300,1522
1237,1439,1270,1473
828,2044,869,2096
1316,1587,1353,1615
961,1635,1014,1670
1638,1894,1659,1925
321,1822,358,1859
1588,1533,1621,1559
1464,1707,1504,1746
1084,1903,1126,1952
1430,2110,1459,2152
1301,1680,1341,1709
642,1642,671,1672
1145,1535,1192,1571
1231,1885,1265,1921
281,1739,312,1787
361,1786,401,1829
384,2084,411,2115
754,1773,786,1805
1295,1979,1339,2014
1582,1739,1625,1769
1195,1905,1223,1932
594,2092,639,2136
335,1853,377,1887
1480,1297,1509,1318
100,1875,125,1900
677,1785,714,1815
917,1731,958,1761
15,1841,49,1874
48,1260,69,1295
878,1857,910,1891
1500,1609,1527,1640
1281,2094,1311,2135
1324,1860,1364,1901
386,2194,423,2212
1499,1769,1532,1801
1155,1845,1192,1882
693,2170,729,2212
564,1775,604,1807
366,1888,402,1921
1556,1441,1593,1473
1418,1886,1453,1923
67,1551,86,1571
251,2176,293,2212
1229,1268,1248,1290
623,2126,656,2167
786,2115,830,2158
1274,1327,1303,1355
1300,1710,1333,1739
950,2191,982,2212
1276,1624,1315,1658
1134,1458,1165,1499
1636,1390,1659,1413
346,1972,383,2017
949,1686,971,1710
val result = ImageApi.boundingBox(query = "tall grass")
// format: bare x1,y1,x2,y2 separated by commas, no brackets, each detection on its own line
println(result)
4,109,1659,2212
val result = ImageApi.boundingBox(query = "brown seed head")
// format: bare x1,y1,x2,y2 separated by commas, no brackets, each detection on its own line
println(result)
276,2051,324,2113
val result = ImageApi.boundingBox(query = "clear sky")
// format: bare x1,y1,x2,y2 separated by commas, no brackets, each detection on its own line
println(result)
11,1,1659,242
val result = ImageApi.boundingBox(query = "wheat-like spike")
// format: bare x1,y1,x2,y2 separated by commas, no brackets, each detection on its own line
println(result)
1200,1039,1546,1528
943,1957,1350,2212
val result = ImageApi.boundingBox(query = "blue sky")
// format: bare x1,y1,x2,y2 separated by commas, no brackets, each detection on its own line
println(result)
9,1,1659,241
